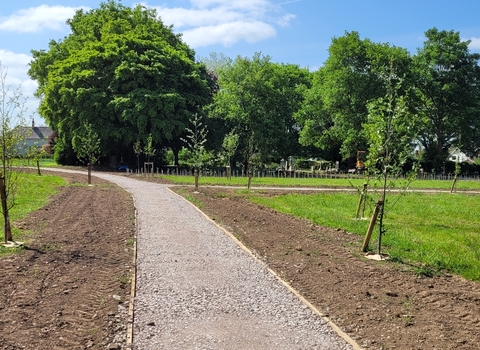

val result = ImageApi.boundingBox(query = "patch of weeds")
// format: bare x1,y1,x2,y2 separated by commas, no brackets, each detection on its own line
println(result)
184,194,204,209
114,274,131,285
69,182,88,187
126,238,134,246
98,295,106,306
88,328,99,335
401,314,415,327
235,188,251,195
413,265,437,278
389,256,404,264
42,243,60,252
33,266,39,278
0,244,25,257
214,192,230,198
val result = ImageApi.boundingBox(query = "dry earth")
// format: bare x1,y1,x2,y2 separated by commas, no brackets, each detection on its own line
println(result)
0,170,135,350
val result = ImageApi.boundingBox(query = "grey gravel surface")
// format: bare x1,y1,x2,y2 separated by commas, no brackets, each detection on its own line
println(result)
58,170,355,350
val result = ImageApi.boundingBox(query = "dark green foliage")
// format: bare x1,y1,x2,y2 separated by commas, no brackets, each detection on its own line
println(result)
413,28,480,172
28,0,212,165
296,31,412,160
210,53,311,168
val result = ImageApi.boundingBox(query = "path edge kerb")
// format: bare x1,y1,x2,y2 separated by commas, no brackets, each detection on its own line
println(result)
126,194,138,349
166,187,363,350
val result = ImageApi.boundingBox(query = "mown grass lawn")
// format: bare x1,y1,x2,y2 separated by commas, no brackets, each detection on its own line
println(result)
160,174,480,191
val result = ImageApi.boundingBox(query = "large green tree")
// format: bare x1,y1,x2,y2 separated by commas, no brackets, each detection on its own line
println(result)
412,28,480,172
28,1,212,165
296,31,412,160
210,53,310,168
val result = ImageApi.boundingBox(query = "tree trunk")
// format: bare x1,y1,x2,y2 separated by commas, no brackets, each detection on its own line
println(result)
172,147,180,166
194,169,199,192
36,160,41,176
87,163,92,185
0,175,12,242
226,166,231,180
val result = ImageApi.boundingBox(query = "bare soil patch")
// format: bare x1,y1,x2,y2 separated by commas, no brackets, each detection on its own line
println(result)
172,185,480,350
0,170,135,350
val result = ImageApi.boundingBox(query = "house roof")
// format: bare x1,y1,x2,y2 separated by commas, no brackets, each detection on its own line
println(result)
17,126,54,141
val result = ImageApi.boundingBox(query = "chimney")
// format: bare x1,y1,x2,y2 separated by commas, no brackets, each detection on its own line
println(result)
32,118,35,128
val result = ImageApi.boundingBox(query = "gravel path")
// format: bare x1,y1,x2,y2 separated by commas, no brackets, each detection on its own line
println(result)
72,171,356,349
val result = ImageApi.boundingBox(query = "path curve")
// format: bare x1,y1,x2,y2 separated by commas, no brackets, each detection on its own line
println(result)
47,169,358,350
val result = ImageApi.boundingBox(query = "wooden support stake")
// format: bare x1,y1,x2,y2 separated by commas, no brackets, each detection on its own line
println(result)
87,163,91,185
450,176,457,193
362,198,383,252
355,183,368,219
194,169,199,192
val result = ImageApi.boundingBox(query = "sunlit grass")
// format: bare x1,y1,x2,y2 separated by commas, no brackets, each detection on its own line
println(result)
13,157,57,167
159,174,480,190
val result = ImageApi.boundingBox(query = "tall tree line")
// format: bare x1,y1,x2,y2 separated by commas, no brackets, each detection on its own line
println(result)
27,1,480,172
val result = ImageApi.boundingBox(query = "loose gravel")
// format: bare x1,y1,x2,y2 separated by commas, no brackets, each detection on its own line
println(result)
87,172,355,350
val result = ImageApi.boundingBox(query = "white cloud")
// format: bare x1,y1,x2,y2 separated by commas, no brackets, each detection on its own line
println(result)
147,0,294,47
465,37,480,50
276,14,296,27
0,5,89,33
0,50,32,84
0,50,41,124
156,7,243,28
183,21,276,48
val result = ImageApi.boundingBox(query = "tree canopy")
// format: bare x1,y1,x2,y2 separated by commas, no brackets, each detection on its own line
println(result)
412,28,480,171
28,14,480,172
28,0,212,165
296,31,412,160
210,53,310,168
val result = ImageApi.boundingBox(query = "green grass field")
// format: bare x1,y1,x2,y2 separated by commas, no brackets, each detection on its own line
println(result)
160,174,480,191
13,157,58,167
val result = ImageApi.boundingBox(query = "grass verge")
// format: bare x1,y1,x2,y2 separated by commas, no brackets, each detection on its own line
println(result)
160,174,480,191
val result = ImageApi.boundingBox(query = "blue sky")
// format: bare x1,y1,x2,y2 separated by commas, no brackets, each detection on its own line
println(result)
1,0,480,125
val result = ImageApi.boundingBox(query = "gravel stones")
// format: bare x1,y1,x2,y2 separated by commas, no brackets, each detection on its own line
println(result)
93,174,354,350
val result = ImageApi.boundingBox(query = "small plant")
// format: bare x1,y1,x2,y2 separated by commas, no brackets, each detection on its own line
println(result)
363,66,419,255
182,113,209,192
88,328,99,335
221,130,239,180
401,314,414,327
72,122,102,185
450,160,461,193
114,274,131,285
184,194,204,209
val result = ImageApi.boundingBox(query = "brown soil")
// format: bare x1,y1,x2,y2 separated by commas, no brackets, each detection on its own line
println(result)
171,186,480,350
0,170,135,350
2,171,480,350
